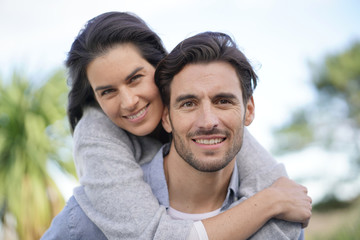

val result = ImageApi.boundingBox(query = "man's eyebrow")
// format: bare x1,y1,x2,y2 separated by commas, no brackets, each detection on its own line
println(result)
175,94,197,103
94,66,144,92
174,93,239,103
214,93,238,100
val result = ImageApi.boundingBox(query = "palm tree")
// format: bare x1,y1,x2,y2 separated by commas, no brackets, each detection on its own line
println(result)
0,70,76,240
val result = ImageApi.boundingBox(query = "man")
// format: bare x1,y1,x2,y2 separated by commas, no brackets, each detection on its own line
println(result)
147,31,308,239
42,32,311,240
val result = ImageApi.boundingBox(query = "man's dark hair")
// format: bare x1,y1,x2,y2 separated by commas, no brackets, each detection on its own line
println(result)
155,31,258,107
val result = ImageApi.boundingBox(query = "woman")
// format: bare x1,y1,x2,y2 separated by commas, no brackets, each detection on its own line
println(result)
44,11,311,239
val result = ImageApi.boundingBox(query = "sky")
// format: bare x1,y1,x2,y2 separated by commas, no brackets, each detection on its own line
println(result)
1,0,360,202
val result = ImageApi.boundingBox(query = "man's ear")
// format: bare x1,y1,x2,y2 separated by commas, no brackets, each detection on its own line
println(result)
162,106,172,133
244,96,255,126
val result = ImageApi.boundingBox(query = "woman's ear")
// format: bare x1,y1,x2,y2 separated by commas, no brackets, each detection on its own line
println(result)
244,96,255,126
162,106,172,133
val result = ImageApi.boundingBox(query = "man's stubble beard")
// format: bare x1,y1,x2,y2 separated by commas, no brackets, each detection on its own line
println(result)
169,117,244,173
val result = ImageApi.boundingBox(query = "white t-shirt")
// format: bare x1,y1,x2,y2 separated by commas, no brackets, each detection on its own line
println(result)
168,206,222,240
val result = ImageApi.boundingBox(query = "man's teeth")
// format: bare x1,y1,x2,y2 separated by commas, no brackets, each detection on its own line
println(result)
127,107,146,120
195,138,224,145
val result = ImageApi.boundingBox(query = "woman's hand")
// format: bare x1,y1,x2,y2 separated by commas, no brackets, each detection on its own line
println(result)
269,177,312,228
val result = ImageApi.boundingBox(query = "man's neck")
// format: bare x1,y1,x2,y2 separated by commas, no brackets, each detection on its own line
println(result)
164,146,235,214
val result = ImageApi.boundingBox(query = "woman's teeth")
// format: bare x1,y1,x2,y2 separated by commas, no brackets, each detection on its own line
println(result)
127,106,147,120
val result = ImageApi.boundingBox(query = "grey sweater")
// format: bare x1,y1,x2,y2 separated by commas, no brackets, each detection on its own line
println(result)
72,106,301,239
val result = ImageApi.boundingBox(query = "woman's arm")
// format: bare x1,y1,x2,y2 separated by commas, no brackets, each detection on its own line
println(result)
202,177,311,240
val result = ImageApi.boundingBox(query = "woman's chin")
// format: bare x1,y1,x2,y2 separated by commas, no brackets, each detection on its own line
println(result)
126,124,156,137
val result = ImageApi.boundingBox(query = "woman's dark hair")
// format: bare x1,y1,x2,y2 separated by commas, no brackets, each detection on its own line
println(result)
66,11,167,132
155,31,258,107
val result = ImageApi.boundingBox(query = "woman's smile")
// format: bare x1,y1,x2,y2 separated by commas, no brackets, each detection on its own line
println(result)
124,104,149,122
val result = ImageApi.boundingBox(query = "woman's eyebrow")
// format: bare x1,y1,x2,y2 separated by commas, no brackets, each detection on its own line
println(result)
95,85,112,92
94,66,144,92
125,66,144,81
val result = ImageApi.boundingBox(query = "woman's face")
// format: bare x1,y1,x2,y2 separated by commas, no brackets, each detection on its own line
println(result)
87,43,164,136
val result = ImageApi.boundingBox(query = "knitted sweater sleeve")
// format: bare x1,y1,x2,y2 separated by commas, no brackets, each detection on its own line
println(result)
72,106,193,240
236,128,302,239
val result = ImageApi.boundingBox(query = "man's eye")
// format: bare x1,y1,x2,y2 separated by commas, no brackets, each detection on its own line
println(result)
181,101,195,108
218,99,232,105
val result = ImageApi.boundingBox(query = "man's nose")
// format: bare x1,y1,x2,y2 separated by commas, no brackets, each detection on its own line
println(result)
120,88,139,111
197,104,219,130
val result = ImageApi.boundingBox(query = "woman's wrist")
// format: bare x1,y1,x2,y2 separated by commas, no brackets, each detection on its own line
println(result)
252,187,282,220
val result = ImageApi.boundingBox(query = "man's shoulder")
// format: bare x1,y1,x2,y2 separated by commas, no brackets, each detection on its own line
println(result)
141,145,170,207
141,145,164,181
41,195,107,240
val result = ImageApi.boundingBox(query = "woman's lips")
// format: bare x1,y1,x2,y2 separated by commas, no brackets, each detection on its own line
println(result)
124,104,149,122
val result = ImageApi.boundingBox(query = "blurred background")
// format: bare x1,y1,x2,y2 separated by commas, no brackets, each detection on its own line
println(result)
0,0,359,239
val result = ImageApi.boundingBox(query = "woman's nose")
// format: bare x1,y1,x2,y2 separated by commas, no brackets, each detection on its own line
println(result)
120,88,139,111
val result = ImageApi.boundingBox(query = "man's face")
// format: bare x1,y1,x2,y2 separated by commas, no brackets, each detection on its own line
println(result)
162,61,255,172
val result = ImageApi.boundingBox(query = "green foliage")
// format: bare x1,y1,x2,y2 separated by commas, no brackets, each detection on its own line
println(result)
314,42,360,128
313,195,354,212
0,70,76,240
273,109,315,153
273,42,360,168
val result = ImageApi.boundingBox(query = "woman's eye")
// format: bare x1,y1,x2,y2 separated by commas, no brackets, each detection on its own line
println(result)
101,89,115,96
129,74,143,83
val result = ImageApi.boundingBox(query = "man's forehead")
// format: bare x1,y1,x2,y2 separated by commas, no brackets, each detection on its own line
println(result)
170,62,242,98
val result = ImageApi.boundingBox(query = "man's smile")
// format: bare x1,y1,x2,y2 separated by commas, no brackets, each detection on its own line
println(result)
192,137,226,145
